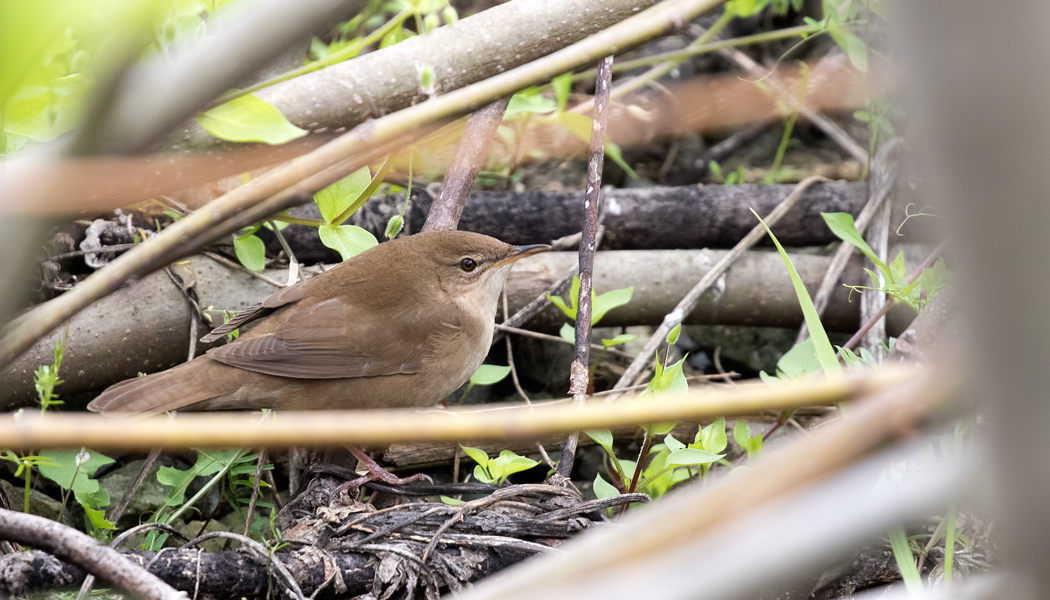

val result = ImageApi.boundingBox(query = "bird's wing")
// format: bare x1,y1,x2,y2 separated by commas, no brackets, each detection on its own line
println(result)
200,283,307,343
206,297,442,379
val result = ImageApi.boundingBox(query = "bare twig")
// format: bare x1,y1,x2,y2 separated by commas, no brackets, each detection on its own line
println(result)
0,509,185,600
796,139,901,344
503,293,557,470
494,323,633,360
611,175,829,396
243,449,267,537
423,97,511,232
0,369,914,450
180,531,304,600
108,449,162,525
555,55,614,482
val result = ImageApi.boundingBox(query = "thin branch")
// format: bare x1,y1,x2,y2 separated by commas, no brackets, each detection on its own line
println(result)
243,449,266,538
423,97,511,232
796,139,901,344
503,293,557,470
0,509,184,600
556,55,614,481
0,0,730,371
494,323,633,360
0,367,920,450
611,175,829,396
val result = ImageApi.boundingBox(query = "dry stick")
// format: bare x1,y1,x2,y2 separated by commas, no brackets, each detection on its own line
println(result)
795,139,901,344
422,97,512,232
0,369,911,451
243,449,267,538
610,175,829,397
718,48,869,163
494,323,633,360
860,192,893,361
0,509,184,600
0,0,730,371
842,241,946,352
555,55,615,482
503,293,557,470
491,223,606,347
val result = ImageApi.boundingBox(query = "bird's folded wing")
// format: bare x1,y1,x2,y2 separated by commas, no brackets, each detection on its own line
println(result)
206,297,432,379
200,283,307,343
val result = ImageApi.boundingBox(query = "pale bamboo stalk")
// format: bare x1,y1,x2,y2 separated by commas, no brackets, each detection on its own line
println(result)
0,368,918,450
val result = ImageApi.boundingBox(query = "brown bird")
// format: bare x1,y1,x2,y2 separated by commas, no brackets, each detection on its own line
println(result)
88,231,548,416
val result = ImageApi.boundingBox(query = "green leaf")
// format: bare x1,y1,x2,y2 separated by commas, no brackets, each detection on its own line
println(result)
38,449,115,508
585,429,614,452
196,94,307,145
156,449,235,507
490,450,539,482
84,506,116,532
315,167,371,223
726,0,772,17
733,420,752,447
698,417,728,454
602,333,637,348
460,445,490,466
889,527,923,594
822,212,887,272
776,339,824,378
470,364,511,385
555,111,593,143
548,294,574,320
473,464,495,483
559,322,576,344
593,473,619,500
552,72,573,112
666,323,682,345
318,224,377,261
826,21,868,72
666,448,724,466
592,287,633,324
663,433,686,452
440,495,465,505
506,89,556,115
233,234,266,272
570,276,581,312
605,142,638,179
754,209,843,378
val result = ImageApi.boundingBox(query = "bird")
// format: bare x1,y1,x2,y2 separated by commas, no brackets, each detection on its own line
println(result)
88,231,548,417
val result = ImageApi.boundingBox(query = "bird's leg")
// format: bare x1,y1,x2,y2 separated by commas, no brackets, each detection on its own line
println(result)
335,445,433,491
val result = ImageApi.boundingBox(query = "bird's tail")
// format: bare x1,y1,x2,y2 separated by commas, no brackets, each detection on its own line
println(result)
87,360,222,416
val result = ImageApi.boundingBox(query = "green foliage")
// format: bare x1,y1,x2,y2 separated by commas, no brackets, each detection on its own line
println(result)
34,334,66,412
460,446,539,484
233,230,266,272
318,224,379,261
709,160,746,185
0,451,58,513
822,212,948,311
196,94,307,145
469,364,511,386
888,527,923,594
311,161,395,260
548,277,633,324
38,448,114,509
753,209,843,378
733,421,763,461
316,167,372,222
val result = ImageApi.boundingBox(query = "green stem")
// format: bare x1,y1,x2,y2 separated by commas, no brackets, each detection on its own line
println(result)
331,152,398,226
23,465,30,514
943,505,957,586
212,7,414,107
270,214,325,227
575,23,819,80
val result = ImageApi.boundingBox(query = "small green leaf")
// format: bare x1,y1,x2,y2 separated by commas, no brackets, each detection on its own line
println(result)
196,94,307,145
315,167,371,223
593,473,619,500
733,420,752,447
385,214,404,239
605,142,638,179
822,212,887,272
602,333,637,348
698,417,728,454
559,322,576,344
84,506,116,532
592,287,633,324
442,6,458,26
664,433,686,452
666,323,682,345
440,495,465,505
233,234,266,272
318,224,377,261
506,89,557,115
470,364,511,385
38,449,115,508
552,72,573,112
547,294,575,320
666,448,724,466
460,445,490,467
473,464,495,483
585,429,614,451
419,64,435,93
826,21,868,72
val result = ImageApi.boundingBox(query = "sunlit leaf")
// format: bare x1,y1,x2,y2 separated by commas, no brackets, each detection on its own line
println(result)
233,234,266,272
593,473,619,500
197,94,307,145
315,166,371,223
318,224,377,261
470,364,511,385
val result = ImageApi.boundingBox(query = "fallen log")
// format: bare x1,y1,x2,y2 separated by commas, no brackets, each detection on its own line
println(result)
0,250,919,409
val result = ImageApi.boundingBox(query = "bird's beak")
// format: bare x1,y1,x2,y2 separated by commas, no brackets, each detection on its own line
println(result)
494,244,550,268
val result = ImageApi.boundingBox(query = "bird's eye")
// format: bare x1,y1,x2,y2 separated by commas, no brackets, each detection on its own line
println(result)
459,257,478,272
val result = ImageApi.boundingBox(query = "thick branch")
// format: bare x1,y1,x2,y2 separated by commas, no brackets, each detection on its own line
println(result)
0,510,184,600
